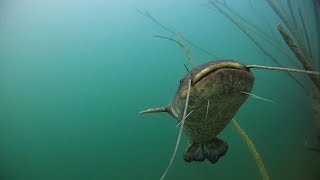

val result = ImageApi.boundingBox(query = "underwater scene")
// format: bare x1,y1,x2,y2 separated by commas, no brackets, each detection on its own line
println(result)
1,0,320,179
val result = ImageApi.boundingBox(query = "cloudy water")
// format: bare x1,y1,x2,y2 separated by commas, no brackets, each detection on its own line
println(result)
1,0,319,179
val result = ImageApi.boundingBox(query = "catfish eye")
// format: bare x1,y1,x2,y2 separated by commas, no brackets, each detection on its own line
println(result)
179,79,183,83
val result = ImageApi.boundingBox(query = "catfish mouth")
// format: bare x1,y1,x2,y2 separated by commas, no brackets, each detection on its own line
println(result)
191,61,249,85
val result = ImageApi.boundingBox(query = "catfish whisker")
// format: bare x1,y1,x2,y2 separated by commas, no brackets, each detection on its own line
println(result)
176,110,194,127
205,100,210,119
246,64,320,75
160,79,192,180
184,64,190,72
241,91,277,104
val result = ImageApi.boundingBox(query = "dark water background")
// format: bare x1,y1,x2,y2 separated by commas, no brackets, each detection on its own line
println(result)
1,0,319,179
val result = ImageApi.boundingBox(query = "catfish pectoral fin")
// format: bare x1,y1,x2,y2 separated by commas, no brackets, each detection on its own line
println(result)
139,106,168,114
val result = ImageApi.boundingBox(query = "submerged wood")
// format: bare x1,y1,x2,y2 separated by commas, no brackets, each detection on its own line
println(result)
277,24,320,91
208,0,306,90
232,119,270,180
311,88,320,150
265,0,293,30
242,22,300,67
306,145,320,152
265,0,310,65
312,0,320,70
287,0,298,29
298,8,313,59
216,1,300,67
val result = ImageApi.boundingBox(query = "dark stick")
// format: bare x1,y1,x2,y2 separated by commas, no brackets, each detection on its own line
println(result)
287,0,298,29
184,64,190,72
305,138,320,152
278,24,320,91
266,0,293,30
266,0,309,61
215,1,300,67
222,2,266,36
298,8,313,59
208,0,306,90
312,0,320,70
184,39,218,59
306,145,320,152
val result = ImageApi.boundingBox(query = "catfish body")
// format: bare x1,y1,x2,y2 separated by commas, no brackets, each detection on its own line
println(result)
141,59,255,163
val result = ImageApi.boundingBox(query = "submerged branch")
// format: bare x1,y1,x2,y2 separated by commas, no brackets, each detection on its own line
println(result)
242,23,301,67
208,0,306,91
313,0,320,70
287,0,298,29
305,138,320,152
137,9,218,58
154,35,197,68
216,1,300,67
265,0,294,35
231,119,270,180
137,9,175,35
306,145,320,152
277,24,320,91
266,0,310,65
298,8,313,59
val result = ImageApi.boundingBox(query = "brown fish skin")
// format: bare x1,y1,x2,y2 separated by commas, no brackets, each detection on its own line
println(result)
167,59,255,163
139,59,255,163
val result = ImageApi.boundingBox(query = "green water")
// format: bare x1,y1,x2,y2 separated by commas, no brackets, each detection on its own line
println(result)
1,0,319,179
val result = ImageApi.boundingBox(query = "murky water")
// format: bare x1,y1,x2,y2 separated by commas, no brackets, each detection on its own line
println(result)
1,0,319,179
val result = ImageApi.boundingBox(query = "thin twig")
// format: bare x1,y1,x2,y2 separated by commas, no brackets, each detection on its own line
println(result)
277,23,320,90
215,0,301,67
241,22,301,67
155,35,197,68
298,8,313,59
305,138,320,152
136,9,176,35
265,0,310,64
312,0,320,70
137,9,218,58
207,0,306,90
241,91,277,104
287,0,298,29
231,119,270,180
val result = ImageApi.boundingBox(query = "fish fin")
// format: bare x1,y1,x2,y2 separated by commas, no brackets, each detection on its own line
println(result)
184,137,228,164
203,137,228,164
139,106,168,114
183,143,206,162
